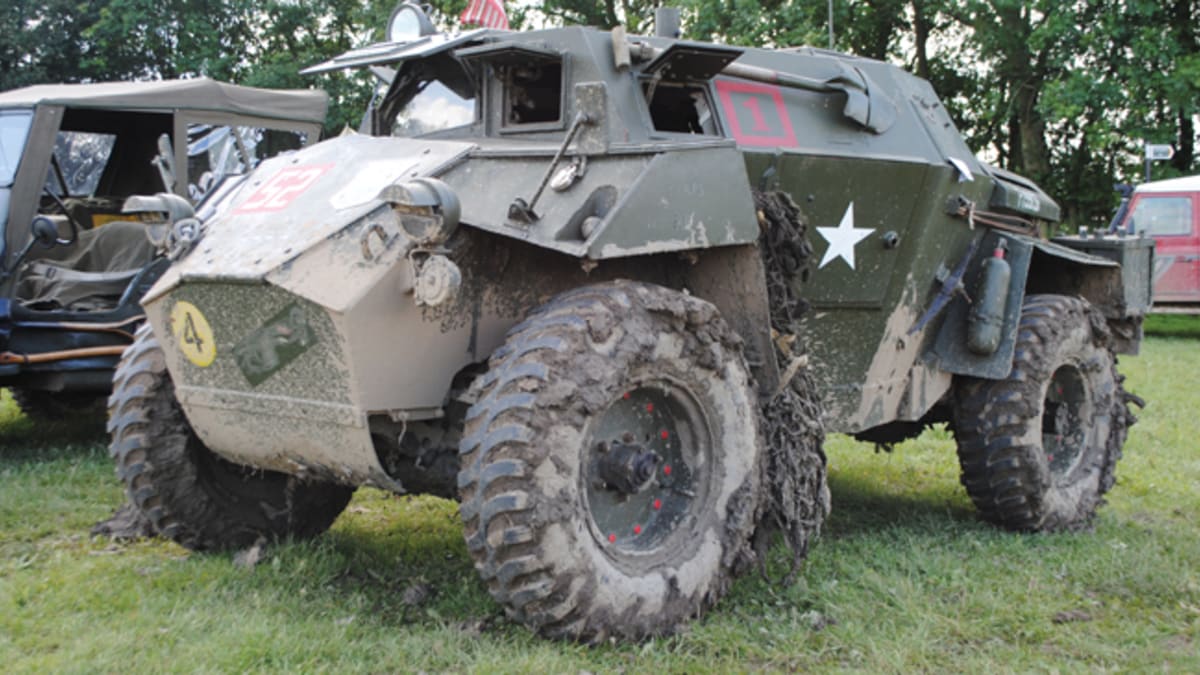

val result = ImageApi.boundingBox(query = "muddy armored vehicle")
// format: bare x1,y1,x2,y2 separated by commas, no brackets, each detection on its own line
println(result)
0,79,325,419
107,6,1149,641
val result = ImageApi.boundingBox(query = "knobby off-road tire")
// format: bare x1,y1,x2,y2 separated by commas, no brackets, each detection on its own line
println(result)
458,281,762,641
11,387,105,423
107,324,354,551
952,294,1128,532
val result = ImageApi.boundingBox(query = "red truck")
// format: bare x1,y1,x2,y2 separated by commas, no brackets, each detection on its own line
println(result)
1119,175,1200,310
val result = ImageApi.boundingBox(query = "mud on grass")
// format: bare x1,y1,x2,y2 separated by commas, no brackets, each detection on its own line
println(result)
2,334,1200,672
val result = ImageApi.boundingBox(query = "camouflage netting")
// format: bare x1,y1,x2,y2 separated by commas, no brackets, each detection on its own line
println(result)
752,190,830,583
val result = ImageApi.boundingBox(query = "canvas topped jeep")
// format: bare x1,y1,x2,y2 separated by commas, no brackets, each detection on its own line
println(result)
0,78,326,419
106,6,1149,641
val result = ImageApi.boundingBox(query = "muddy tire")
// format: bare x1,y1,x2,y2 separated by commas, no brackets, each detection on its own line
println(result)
952,294,1127,532
458,281,761,641
11,387,105,423
107,325,354,551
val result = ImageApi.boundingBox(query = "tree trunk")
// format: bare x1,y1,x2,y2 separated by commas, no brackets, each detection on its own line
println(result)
1171,0,1196,172
1014,79,1051,180
911,0,931,80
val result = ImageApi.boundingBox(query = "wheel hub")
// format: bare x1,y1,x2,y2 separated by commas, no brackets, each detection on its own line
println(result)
595,438,660,495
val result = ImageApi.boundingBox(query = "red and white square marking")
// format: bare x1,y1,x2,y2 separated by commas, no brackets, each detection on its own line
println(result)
235,164,332,214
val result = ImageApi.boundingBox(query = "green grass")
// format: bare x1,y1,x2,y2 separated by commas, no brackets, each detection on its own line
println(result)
2,330,1199,672
1145,313,1200,339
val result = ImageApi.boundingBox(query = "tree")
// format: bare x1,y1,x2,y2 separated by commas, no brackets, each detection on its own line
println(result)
3,0,1195,225
0,1,105,90
82,0,258,81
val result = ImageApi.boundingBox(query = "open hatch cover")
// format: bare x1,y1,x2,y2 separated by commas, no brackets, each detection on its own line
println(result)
642,42,743,81
300,30,486,75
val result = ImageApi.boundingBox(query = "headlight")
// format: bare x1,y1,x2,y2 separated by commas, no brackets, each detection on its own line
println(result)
377,177,460,246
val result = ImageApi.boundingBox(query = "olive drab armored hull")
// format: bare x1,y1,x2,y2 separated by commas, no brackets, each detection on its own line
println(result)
108,4,1150,642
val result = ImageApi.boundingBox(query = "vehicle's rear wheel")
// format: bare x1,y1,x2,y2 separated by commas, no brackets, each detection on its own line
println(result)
107,325,354,551
952,294,1128,531
458,281,762,641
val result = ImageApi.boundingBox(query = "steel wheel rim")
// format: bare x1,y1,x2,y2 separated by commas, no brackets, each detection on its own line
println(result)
582,379,713,565
1042,363,1092,480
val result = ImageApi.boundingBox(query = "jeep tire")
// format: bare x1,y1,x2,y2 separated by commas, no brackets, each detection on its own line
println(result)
11,387,105,423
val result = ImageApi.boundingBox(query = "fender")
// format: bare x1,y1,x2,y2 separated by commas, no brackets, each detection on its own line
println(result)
929,231,1122,380
445,141,762,260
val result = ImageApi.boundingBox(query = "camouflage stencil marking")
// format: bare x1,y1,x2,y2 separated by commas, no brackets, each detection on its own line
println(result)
234,302,316,386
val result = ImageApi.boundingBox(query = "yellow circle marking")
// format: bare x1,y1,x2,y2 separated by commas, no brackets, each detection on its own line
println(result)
170,301,216,367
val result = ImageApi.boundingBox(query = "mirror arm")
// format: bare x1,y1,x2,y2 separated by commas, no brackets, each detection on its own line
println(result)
507,111,595,224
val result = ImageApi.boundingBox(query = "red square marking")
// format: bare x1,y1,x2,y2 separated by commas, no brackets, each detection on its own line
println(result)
715,80,798,148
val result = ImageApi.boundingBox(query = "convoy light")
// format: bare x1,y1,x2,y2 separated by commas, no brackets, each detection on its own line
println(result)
386,3,437,43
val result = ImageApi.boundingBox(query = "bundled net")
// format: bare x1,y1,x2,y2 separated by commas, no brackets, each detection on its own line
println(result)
752,190,830,583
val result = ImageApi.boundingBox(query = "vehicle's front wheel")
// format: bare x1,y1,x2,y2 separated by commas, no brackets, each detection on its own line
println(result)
107,325,354,551
458,281,762,641
952,294,1129,531
11,387,105,423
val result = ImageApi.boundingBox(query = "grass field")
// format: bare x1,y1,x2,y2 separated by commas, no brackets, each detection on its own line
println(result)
1,318,1198,672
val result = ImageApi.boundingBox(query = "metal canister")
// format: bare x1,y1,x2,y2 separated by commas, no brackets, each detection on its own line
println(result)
967,239,1011,355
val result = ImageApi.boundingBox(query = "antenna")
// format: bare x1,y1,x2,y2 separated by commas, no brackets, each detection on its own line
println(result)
828,0,835,49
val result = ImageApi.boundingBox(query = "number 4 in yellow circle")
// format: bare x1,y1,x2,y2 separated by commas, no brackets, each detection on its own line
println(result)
170,301,217,367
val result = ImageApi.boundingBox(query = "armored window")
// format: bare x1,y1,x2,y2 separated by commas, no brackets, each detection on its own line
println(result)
379,54,478,138
390,79,475,137
454,42,565,132
1130,196,1192,236
637,42,737,136
501,60,562,127
643,82,718,135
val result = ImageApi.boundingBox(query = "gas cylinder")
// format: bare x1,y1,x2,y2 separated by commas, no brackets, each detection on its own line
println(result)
967,239,1012,355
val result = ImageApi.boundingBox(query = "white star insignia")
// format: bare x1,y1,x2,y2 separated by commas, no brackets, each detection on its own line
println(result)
816,203,874,269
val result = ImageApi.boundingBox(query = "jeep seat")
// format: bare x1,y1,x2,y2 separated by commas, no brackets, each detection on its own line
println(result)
16,219,159,312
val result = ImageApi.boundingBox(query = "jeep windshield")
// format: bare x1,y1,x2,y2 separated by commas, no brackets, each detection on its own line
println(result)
0,109,33,187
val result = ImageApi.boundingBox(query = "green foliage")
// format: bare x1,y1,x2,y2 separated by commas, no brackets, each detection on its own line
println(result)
2,332,1199,670
1,0,1196,221
0,0,457,136
0,1,105,89
81,0,258,81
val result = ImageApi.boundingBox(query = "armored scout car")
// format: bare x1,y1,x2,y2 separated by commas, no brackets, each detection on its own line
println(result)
0,79,325,419
106,6,1149,641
